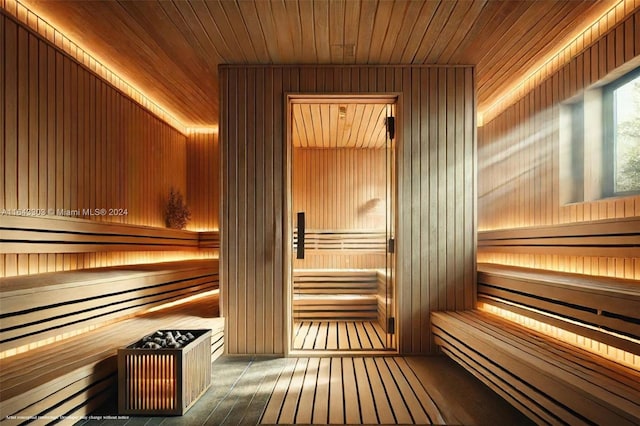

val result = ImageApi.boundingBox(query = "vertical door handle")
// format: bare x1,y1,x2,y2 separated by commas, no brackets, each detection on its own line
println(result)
296,212,305,259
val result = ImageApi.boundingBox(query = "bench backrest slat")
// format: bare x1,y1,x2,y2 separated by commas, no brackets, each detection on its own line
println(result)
477,263,640,356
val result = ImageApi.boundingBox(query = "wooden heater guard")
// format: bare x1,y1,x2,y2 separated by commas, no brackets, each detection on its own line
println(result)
117,329,212,416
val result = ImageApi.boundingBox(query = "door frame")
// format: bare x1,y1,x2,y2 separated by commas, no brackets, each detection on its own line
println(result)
284,93,400,356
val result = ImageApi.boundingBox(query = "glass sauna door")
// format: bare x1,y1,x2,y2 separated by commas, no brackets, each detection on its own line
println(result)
290,98,396,353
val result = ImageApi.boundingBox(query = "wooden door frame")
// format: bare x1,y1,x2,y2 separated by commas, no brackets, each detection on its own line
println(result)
284,93,400,356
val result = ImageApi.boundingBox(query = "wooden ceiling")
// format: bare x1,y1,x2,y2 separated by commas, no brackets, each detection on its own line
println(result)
21,0,618,127
293,103,390,149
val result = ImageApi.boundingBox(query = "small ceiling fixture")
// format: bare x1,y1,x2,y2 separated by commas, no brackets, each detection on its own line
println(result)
330,44,356,59
338,105,347,119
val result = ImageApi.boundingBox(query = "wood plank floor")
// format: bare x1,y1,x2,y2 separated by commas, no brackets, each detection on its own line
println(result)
261,357,444,424
77,356,532,426
293,321,387,351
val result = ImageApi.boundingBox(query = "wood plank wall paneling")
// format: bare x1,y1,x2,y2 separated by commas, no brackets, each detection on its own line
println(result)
186,132,220,232
293,148,387,230
220,65,475,355
478,8,640,280
1,14,199,277
2,0,188,132
294,253,386,270
292,147,387,269
481,0,639,122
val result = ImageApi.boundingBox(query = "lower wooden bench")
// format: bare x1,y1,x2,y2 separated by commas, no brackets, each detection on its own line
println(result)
293,270,379,321
0,294,224,425
293,294,378,320
432,310,640,425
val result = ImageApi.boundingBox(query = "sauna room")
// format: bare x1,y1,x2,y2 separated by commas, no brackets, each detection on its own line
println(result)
1,0,639,425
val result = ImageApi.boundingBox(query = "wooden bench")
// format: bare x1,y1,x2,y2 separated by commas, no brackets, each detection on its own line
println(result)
477,263,639,355
293,270,378,320
0,259,222,423
477,216,640,258
292,230,387,270
0,215,211,253
294,230,387,253
432,263,640,425
0,259,219,354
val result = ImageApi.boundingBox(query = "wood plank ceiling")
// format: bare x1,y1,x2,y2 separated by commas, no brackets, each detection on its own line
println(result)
292,103,389,149
19,0,617,127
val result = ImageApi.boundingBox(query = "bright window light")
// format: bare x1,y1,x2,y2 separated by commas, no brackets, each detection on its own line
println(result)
611,72,640,194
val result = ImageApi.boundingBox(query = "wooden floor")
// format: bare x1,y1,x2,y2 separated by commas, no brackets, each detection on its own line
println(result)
261,357,444,424
293,321,387,351
78,355,532,426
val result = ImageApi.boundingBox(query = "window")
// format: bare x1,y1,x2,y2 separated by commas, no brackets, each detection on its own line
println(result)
561,66,640,204
603,68,640,196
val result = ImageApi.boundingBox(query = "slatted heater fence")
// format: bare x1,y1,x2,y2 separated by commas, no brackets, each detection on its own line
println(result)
122,353,177,412
118,329,212,416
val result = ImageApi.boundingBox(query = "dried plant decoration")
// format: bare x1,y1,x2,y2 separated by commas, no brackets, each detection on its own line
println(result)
165,187,191,229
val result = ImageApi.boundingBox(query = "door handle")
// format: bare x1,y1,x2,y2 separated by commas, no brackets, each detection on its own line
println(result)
296,212,305,259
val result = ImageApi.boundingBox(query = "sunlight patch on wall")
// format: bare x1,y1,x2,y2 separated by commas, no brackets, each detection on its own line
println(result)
478,108,556,230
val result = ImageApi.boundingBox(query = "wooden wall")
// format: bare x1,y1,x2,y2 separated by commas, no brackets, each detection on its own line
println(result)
1,12,216,277
478,8,640,279
220,65,475,355
293,148,387,230
292,147,386,269
186,132,220,232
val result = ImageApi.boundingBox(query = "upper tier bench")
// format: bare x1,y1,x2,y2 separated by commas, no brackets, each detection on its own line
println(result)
0,259,219,354
432,263,640,425
0,259,221,424
0,215,219,254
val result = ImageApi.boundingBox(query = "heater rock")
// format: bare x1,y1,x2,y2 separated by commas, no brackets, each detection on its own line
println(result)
132,329,199,349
